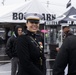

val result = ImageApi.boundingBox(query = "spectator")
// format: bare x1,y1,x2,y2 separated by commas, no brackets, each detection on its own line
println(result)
5,25,23,75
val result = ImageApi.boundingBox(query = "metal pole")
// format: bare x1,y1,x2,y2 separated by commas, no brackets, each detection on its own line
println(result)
44,23,46,47
47,1,49,7
61,25,63,46
2,0,5,6
58,25,63,48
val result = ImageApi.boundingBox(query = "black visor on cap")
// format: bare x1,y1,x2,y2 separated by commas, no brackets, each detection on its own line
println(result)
27,19,39,24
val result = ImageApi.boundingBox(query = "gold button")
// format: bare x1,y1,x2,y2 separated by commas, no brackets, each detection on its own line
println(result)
40,51,42,53
40,57,41,59
36,45,39,47
40,57,42,65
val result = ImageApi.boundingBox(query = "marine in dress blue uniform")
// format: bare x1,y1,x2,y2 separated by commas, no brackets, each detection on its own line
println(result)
16,13,46,75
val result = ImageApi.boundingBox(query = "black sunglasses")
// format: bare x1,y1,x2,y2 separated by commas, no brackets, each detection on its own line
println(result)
28,20,39,24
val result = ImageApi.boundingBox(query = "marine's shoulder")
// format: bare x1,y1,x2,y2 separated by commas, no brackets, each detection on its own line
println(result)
36,34,42,37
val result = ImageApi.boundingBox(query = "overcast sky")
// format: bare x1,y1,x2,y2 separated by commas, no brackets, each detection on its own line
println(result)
0,0,75,7
0,0,76,17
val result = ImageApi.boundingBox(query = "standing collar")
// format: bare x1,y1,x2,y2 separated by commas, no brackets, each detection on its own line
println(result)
26,30,36,37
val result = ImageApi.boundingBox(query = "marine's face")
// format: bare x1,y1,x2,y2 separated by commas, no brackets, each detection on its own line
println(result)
26,20,39,33
18,28,23,36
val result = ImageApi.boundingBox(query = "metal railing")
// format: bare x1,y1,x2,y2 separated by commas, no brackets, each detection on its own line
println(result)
46,58,55,75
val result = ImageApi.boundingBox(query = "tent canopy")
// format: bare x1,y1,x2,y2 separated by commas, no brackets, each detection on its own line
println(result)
0,0,55,23
53,7,76,22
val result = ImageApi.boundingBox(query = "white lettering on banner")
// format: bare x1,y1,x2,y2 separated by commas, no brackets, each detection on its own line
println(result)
58,15,76,20
46,21,58,25
68,21,76,24
12,12,56,21
57,15,66,20
73,21,76,24
69,15,76,19
68,21,72,24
